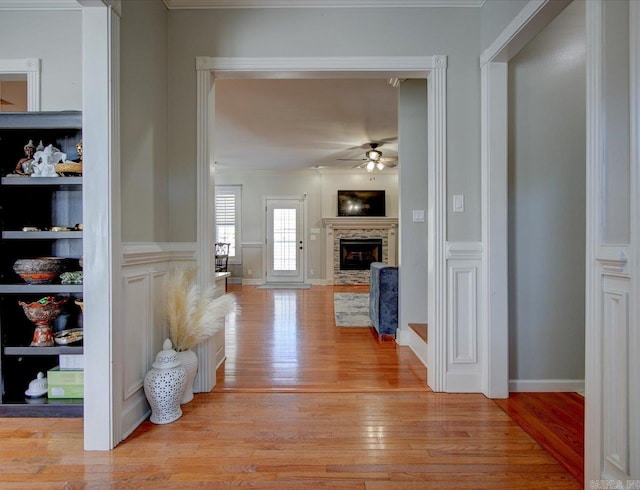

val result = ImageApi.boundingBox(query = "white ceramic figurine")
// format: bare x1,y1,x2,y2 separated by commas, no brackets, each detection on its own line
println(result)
31,144,66,177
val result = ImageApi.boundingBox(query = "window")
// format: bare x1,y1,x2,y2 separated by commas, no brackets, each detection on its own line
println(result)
215,185,241,262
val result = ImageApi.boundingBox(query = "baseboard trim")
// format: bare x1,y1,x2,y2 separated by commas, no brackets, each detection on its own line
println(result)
404,328,428,368
227,277,242,284
242,278,263,286
509,379,585,392
307,278,329,286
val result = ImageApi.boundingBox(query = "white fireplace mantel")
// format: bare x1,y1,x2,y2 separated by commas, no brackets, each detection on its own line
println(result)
322,217,398,229
322,217,398,284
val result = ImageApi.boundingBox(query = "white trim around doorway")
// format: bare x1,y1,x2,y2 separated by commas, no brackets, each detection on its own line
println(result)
0,58,41,111
479,0,575,400
195,55,448,392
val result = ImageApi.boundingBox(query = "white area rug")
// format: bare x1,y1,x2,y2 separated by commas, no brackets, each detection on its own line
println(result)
333,292,372,327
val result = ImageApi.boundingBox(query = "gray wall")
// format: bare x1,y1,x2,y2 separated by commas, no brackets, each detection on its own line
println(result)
398,80,429,328
167,7,481,242
508,0,586,381
0,10,81,110
120,0,170,242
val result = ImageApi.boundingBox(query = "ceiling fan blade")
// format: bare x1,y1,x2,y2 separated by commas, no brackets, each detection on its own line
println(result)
337,158,366,162
380,157,398,163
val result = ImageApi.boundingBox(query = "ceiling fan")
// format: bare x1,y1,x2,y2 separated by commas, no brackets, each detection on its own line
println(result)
338,143,398,172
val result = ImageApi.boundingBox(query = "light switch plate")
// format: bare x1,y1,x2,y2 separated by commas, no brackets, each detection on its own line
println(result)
412,210,425,222
453,194,464,213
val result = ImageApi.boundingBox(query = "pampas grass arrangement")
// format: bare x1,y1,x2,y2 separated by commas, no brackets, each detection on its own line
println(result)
166,267,236,352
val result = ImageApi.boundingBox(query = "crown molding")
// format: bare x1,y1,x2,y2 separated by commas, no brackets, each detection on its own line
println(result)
164,0,484,9
0,0,80,9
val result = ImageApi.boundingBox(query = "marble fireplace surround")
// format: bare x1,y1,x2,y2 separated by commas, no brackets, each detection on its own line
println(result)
322,217,398,285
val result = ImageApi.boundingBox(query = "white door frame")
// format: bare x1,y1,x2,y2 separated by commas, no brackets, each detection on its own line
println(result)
195,56,449,391
0,58,40,111
264,196,306,284
481,0,639,483
479,0,573,399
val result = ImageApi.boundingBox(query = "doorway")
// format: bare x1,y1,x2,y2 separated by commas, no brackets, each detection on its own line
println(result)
195,56,449,393
265,197,305,284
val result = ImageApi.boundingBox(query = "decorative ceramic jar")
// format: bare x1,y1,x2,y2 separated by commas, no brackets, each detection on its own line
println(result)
144,339,187,424
24,372,48,399
176,349,198,404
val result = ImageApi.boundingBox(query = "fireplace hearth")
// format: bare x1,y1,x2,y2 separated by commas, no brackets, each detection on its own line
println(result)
339,239,383,271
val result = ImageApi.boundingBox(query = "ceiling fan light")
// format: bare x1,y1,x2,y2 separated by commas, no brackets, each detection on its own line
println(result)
366,161,375,172
366,149,382,161
376,162,385,171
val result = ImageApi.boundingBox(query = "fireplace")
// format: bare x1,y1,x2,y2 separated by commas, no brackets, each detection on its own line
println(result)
339,239,383,271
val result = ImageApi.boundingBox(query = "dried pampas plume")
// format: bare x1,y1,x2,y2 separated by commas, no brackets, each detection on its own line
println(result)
166,267,237,352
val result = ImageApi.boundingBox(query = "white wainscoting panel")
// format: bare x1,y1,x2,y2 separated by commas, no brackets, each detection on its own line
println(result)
122,274,149,399
602,275,631,480
119,243,197,441
445,242,482,392
449,267,477,364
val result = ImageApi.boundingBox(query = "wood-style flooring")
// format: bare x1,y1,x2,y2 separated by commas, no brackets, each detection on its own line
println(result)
495,392,585,486
0,284,581,489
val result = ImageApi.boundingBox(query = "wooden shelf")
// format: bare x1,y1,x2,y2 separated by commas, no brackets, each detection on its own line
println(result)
1,177,82,187
4,345,83,356
0,111,82,129
2,231,82,239
0,284,83,294
0,400,83,418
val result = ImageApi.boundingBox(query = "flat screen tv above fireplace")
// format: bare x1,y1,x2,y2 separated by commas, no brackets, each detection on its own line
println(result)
337,190,386,217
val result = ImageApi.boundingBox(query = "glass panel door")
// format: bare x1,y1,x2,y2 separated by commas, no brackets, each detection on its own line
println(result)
266,199,304,283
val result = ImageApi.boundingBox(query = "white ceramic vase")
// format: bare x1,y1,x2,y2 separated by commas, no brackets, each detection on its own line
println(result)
176,349,198,404
144,339,187,424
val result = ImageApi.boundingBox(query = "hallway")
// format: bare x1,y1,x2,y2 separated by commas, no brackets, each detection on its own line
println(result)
0,285,581,488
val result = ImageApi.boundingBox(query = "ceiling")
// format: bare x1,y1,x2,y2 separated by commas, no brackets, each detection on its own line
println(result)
214,78,398,172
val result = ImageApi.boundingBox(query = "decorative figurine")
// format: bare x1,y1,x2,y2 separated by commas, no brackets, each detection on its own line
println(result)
31,144,66,178
55,139,83,175
76,140,83,163
13,140,36,175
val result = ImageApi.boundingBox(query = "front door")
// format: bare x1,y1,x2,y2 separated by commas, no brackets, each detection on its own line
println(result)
265,198,304,283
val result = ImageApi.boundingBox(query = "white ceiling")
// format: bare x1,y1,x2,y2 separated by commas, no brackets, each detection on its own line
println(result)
214,78,398,171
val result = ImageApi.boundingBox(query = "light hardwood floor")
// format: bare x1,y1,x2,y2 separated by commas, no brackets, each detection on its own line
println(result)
0,285,581,489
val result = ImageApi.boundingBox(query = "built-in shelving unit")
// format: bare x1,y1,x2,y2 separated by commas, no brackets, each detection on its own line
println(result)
0,111,84,417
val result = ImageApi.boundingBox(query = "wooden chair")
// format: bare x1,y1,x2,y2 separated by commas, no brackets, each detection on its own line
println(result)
214,242,230,272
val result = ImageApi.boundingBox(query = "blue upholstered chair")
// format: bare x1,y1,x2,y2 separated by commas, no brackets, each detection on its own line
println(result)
369,262,399,337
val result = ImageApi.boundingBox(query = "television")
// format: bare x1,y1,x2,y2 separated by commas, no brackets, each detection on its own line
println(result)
337,190,386,217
